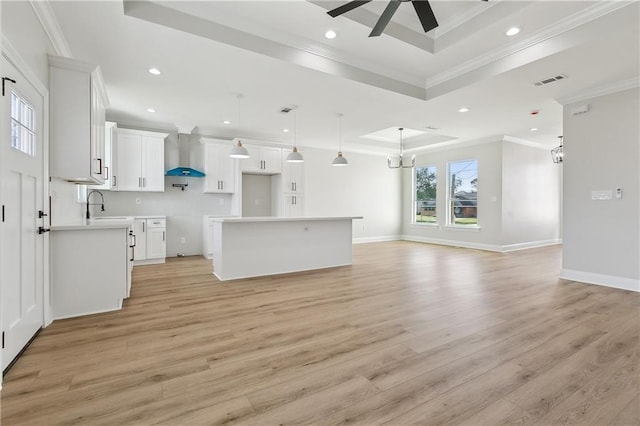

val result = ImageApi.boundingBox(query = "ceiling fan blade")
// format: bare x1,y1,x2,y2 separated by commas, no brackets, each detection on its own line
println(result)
369,0,401,37
412,0,438,33
327,0,373,18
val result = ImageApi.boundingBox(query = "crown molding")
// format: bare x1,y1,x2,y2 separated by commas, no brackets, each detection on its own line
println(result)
426,1,633,91
431,0,501,39
556,77,640,105
29,0,73,57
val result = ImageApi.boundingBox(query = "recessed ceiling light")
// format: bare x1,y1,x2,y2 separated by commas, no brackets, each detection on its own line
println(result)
223,120,231,125
458,107,470,113
325,30,337,39
530,127,538,131
506,27,520,36
283,128,289,133
146,108,156,113
148,68,161,75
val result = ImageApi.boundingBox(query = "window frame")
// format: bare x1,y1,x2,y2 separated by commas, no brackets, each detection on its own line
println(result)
10,90,37,157
446,159,479,228
412,164,438,226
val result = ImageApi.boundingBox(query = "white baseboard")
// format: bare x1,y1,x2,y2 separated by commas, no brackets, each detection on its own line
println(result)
401,235,563,253
501,239,563,252
352,235,402,244
400,235,504,252
560,269,639,292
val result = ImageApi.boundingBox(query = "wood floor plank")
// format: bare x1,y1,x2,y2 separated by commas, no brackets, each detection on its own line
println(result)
1,242,637,425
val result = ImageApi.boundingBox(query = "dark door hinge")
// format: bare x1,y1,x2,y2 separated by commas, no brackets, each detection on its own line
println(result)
2,205,4,222
2,331,5,349
2,77,16,96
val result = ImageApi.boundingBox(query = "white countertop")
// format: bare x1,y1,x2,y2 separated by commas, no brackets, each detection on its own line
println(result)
51,215,165,231
212,216,363,223
51,221,133,231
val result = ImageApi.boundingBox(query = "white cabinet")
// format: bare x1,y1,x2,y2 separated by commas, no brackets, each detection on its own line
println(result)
132,217,166,265
146,219,167,259
272,150,305,217
49,55,108,184
202,216,216,259
281,159,305,194
96,122,117,190
112,128,167,192
198,139,238,193
240,142,282,175
51,226,129,319
281,194,305,217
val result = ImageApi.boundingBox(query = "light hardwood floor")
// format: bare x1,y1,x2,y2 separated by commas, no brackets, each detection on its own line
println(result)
1,241,638,425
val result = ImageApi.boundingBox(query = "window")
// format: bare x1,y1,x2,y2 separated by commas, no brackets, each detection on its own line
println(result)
414,165,437,224
447,159,478,226
11,91,36,157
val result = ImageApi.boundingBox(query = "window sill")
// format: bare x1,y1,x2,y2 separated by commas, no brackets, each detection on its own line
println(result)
444,225,481,232
411,223,440,229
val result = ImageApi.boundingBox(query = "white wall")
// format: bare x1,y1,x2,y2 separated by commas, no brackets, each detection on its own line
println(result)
401,141,504,250
242,174,272,217
562,88,639,291
302,147,402,241
501,141,561,247
2,2,51,88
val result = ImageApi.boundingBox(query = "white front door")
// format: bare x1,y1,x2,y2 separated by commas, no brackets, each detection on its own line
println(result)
1,56,45,371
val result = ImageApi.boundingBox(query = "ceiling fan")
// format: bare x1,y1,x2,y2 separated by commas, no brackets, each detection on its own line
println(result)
327,0,487,38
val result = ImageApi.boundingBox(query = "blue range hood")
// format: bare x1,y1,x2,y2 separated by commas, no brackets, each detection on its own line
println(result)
165,167,205,177
165,133,205,178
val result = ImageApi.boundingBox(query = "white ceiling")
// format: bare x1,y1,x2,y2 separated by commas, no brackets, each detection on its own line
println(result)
49,0,639,155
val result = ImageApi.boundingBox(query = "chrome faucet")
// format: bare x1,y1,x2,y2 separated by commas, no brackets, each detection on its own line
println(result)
86,190,105,219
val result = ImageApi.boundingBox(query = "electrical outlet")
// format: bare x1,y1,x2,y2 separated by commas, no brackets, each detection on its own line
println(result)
135,198,141,205
180,237,186,244
219,198,225,205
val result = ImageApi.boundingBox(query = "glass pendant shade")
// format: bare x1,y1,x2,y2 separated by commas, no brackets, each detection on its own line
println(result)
230,140,250,159
286,146,304,163
332,151,348,166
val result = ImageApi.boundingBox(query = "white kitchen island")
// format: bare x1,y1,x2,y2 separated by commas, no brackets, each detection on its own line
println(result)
211,216,362,281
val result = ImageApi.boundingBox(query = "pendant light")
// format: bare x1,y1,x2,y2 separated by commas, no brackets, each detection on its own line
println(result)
332,113,348,166
387,127,415,168
230,94,250,159
551,135,563,163
286,107,304,163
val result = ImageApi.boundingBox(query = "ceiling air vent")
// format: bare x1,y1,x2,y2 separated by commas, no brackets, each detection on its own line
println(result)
533,74,568,86
280,106,292,114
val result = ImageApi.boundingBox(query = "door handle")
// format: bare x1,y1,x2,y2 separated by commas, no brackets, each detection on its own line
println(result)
96,158,102,174
38,210,48,218
38,226,50,234
162,231,165,241
112,175,117,187
142,177,146,188
104,166,109,180
138,177,142,188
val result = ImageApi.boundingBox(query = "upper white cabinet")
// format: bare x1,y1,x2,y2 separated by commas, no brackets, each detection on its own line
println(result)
96,121,117,190
112,128,167,192
49,56,108,184
239,141,282,175
198,138,238,194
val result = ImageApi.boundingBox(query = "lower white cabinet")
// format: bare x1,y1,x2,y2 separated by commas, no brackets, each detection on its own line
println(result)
133,217,166,265
51,225,130,319
202,216,215,259
281,194,305,217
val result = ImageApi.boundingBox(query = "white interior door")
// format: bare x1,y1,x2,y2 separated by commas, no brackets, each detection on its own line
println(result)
1,56,45,371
